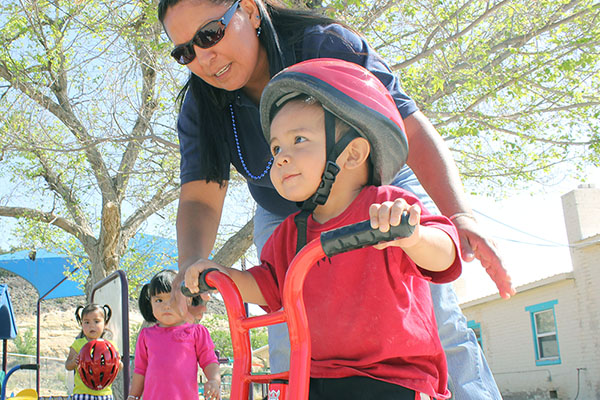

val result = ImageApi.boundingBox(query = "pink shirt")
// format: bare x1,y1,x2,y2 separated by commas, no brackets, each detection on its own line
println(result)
134,323,218,400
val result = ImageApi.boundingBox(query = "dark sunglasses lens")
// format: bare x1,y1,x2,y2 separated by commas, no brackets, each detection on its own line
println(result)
193,21,225,48
171,45,195,65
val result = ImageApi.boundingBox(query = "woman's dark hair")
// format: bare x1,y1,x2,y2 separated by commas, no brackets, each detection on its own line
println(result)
74,303,112,339
139,269,181,323
157,0,340,185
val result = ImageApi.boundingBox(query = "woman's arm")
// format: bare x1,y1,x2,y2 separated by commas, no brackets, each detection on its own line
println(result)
177,180,228,268
172,180,229,319
404,111,515,298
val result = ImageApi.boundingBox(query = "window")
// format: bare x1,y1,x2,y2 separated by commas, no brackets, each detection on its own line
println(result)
525,300,561,366
467,320,483,349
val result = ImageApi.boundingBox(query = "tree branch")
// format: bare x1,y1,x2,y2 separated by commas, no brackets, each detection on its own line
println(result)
0,205,95,245
213,218,254,268
489,0,596,53
115,13,162,199
31,147,94,233
392,0,511,70
0,62,117,202
121,187,181,239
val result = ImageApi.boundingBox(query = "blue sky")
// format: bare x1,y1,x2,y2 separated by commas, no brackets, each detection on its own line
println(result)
453,167,600,302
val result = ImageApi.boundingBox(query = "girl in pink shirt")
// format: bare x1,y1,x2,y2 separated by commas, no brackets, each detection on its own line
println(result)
128,270,221,400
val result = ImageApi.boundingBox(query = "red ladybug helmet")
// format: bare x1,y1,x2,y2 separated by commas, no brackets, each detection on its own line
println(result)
78,339,120,390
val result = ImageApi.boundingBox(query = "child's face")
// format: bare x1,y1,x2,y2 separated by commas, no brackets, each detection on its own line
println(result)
151,292,184,327
269,101,327,202
81,309,106,340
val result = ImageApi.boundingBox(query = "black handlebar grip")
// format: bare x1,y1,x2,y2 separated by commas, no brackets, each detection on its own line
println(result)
180,268,219,298
321,214,414,258
20,364,39,371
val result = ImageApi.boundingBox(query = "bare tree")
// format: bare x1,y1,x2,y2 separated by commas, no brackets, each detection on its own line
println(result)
0,0,252,293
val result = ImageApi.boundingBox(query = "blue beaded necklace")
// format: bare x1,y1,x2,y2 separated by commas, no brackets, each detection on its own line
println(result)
229,104,273,180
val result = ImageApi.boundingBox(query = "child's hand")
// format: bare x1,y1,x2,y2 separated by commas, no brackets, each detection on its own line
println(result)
204,378,221,399
369,198,421,249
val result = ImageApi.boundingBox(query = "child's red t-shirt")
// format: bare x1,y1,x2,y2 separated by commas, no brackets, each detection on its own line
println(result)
248,185,461,399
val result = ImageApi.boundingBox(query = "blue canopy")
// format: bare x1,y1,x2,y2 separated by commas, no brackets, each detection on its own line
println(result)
0,234,182,300
0,284,17,340
0,250,84,300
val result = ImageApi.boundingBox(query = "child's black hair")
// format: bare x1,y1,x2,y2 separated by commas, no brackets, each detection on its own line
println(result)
74,303,112,339
139,269,177,323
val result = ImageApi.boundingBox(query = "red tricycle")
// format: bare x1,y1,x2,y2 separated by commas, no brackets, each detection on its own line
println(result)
184,218,413,400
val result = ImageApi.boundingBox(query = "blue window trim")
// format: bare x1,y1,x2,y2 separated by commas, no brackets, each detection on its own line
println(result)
525,300,561,366
467,320,482,348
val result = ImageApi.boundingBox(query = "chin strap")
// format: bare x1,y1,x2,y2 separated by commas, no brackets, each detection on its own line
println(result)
294,110,360,254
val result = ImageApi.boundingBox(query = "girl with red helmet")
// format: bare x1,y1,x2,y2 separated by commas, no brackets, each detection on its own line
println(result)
65,304,123,400
184,59,462,399
128,269,221,400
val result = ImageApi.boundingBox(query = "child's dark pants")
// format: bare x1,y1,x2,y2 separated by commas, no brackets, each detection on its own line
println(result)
308,376,417,400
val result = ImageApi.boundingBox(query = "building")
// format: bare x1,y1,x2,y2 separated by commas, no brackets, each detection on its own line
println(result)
459,185,600,400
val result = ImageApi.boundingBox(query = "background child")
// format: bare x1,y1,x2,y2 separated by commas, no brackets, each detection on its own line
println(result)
65,303,121,400
128,269,220,400
183,59,462,400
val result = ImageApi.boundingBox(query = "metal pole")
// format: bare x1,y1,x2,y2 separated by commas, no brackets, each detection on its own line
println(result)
36,267,80,394
241,256,253,400
2,339,7,373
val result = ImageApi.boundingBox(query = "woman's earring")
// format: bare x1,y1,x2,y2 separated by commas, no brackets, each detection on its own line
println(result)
256,26,262,37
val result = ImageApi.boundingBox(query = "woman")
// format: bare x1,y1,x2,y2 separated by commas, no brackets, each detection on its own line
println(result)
158,0,513,398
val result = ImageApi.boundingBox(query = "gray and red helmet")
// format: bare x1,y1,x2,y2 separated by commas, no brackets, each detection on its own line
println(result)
260,58,408,187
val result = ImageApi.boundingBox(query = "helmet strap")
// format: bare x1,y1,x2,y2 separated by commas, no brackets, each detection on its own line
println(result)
293,110,360,253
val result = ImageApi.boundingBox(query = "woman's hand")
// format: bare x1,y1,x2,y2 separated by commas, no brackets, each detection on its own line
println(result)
451,214,516,299
170,265,211,323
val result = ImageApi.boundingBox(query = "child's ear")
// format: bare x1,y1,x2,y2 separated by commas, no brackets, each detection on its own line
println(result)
340,137,370,170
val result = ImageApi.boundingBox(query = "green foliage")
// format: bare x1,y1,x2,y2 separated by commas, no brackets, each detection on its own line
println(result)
129,321,142,357
203,314,234,358
250,326,269,351
333,0,600,192
13,327,37,355
201,314,268,359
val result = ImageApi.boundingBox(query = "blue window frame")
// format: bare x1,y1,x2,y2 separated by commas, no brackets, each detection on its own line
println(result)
525,300,561,366
467,320,483,349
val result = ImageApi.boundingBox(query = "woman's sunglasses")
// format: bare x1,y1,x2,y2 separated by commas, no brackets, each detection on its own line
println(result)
171,0,241,65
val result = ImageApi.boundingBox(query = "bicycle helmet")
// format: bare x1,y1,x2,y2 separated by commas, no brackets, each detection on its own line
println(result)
260,59,408,252
78,338,120,390
261,58,408,187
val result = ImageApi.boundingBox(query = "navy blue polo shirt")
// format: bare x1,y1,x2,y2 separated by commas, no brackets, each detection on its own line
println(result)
177,24,419,217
